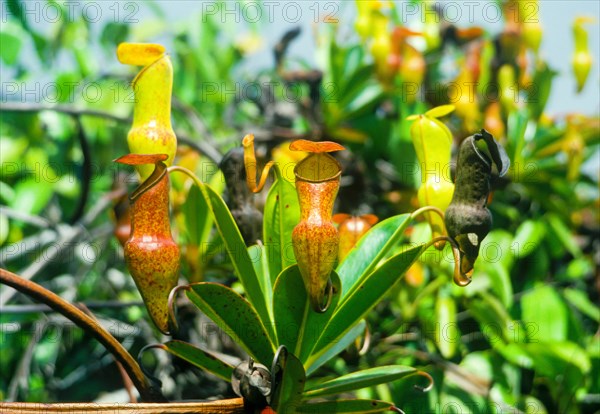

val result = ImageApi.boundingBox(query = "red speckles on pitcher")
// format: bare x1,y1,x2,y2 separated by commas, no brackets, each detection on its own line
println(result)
289,140,345,312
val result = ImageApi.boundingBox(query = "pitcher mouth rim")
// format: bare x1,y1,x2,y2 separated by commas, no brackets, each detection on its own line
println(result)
293,153,342,183
294,170,342,183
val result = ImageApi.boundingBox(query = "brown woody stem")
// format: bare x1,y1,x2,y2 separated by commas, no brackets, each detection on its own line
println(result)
0,399,245,413
0,268,164,402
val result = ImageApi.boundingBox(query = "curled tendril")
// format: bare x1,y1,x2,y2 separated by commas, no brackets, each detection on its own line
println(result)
357,320,372,356
315,278,334,313
411,370,434,393
242,134,278,193
426,236,471,286
268,345,288,404
410,205,472,286
167,285,191,335
137,344,166,390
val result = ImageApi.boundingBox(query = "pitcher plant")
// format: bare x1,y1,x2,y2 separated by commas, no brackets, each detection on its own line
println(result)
290,139,345,312
115,154,180,334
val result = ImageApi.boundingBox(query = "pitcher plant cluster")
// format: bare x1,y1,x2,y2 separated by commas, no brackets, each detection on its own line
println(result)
109,39,510,412
0,0,597,411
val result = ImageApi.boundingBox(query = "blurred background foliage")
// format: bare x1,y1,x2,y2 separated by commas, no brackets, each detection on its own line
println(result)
0,0,598,412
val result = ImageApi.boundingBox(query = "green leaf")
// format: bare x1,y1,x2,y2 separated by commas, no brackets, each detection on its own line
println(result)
248,243,273,319
563,288,600,322
6,0,30,32
310,244,425,369
11,178,53,215
496,342,534,369
512,220,545,258
474,230,514,306
186,283,275,365
563,257,593,280
485,264,513,308
337,65,377,108
0,27,23,65
507,109,529,172
272,265,341,363
0,181,15,205
182,185,212,246
467,293,512,345
343,84,385,121
544,213,581,259
0,213,8,245
0,136,28,166
303,365,417,398
161,340,234,382
521,285,568,342
306,320,366,376
270,349,306,413
337,214,411,298
184,177,273,338
435,291,458,358
297,399,397,413
527,64,556,120
522,341,591,391
100,22,129,49
263,176,300,284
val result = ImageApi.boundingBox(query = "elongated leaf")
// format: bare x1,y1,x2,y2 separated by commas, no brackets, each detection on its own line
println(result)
512,220,545,258
161,340,234,382
563,288,600,322
485,264,513,309
507,109,529,170
522,341,591,401
303,365,416,398
271,348,306,413
263,177,300,284
435,292,458,359
528,64,556,120
338,65,377,108
272,265,341,363
307,320,365,376
466,293,512,345
344,84,384,121
297,399,397,413
310,244,426,368
182,172,223,247
190,180,272,337
525,341,591,375
182,185,211,246
544,213,582,259
186,283,275,365
521,285,568,342
12,178,53,215
248,244,273,320
337,214,411,298
0,27,22,65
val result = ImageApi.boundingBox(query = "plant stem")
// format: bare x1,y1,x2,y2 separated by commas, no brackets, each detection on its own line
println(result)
1,301,144,314
0,399,245,413
0,268,164,402
410,205,445,224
